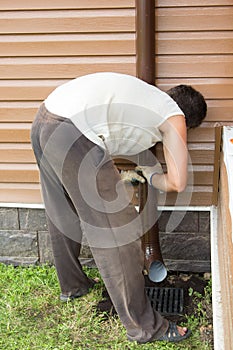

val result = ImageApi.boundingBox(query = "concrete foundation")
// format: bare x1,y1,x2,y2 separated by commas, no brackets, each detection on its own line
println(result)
0,207,210,271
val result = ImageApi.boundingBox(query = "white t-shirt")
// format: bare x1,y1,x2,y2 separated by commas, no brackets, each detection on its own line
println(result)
45,72,184,156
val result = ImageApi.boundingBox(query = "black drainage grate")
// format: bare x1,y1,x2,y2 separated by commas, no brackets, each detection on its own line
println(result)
145,287,184,316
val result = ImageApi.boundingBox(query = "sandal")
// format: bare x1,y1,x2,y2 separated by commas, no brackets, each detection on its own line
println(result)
158,321,191,343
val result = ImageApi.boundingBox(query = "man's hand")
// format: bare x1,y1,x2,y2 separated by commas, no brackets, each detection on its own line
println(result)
135,163,163,185
120,170,145,184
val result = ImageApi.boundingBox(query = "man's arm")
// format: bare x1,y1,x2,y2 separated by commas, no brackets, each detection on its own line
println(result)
150,115,188,192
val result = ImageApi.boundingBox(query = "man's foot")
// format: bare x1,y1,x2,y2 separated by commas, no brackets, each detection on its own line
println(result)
60,290,88,302
157,322,191,342
60,277,99,302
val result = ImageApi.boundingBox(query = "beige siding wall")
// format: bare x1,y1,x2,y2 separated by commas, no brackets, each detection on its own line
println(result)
155,0,233,206
0,0,232,205
0,0,135,203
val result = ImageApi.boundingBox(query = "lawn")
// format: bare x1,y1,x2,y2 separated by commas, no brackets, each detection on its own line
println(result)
0,263,213,350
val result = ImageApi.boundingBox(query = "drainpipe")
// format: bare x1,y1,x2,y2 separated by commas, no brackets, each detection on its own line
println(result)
136,0,155,85
136,0,167,282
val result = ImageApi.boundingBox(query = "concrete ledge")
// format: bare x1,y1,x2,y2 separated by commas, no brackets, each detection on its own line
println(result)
0,257,38,265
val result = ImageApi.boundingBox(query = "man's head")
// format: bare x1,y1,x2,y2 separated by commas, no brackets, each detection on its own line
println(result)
167,85,207,128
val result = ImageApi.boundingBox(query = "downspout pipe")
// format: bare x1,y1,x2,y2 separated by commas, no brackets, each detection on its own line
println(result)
136,0,167,283
136,0,155,85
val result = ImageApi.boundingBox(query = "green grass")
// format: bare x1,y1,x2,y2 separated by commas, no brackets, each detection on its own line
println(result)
0,264,212,350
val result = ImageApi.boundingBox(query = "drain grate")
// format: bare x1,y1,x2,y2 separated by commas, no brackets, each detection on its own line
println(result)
145,287,184,315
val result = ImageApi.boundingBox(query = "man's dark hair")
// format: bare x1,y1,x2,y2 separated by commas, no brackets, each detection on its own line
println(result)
166,85,207,128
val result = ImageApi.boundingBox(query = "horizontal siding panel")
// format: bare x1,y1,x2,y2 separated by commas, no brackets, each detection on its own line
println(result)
1,79,233,102
157,7,233,32
0,0,135,10
157,189,213,206
157,55,233,79
1,0,232,10
163,169,214,185
188,150,215,165
156,148,215,165
3,31,233,57
207,100,233,121
124,183,214,207
0,34,135,57
0,183,42,203
1,144,215,166
156,127,215,144
114,160,214,178
0,144,35,163
0,57,135,79
156,78,233,100
0,123,31,142
192,170,213,185
0,80,67,101
157,32,233,55
0,162,214,185
0,102,39,122
0,164,39,183
116,146,215,168
157,0,233,6
1,7,232,34
127,186,213,208
121,167,213,186
0,9,135,34
1,32,232,58
187,127,215,143
121,178,213,206
1,172,213,206
1,56,232,79
126,186,213,207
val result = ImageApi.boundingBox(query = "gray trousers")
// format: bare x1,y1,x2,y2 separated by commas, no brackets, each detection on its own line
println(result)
30,103,168,343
